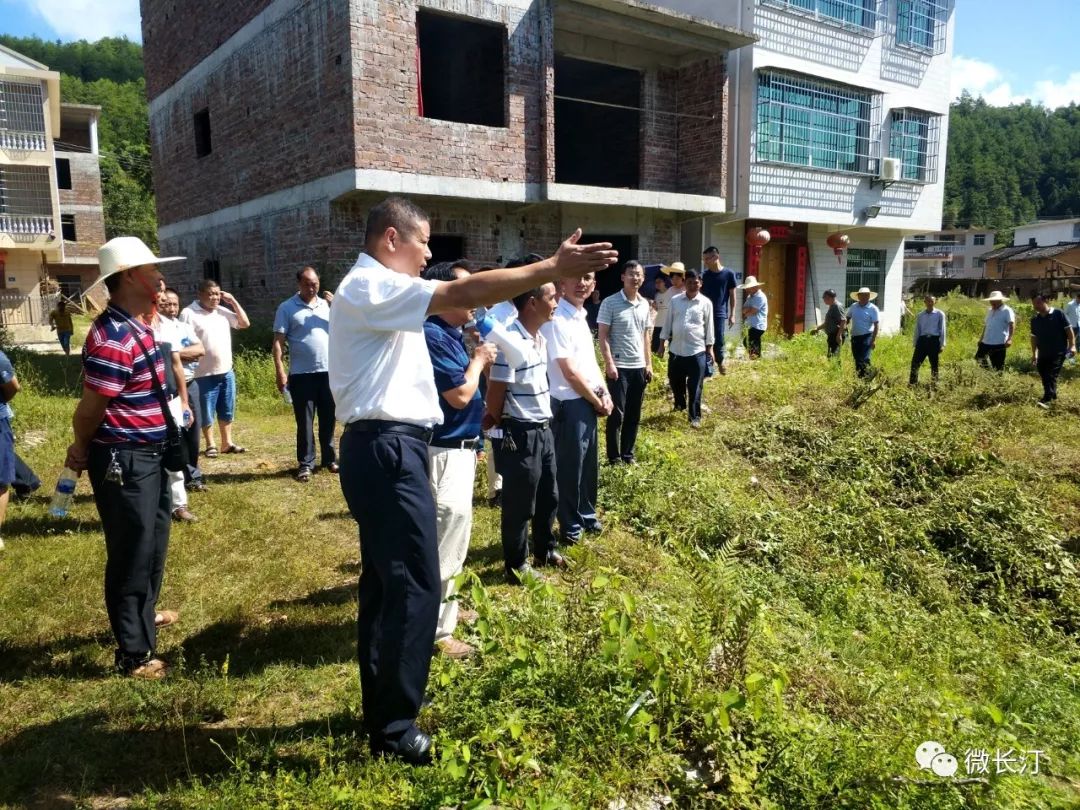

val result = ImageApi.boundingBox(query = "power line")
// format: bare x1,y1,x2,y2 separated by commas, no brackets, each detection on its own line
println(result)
553,94,717,121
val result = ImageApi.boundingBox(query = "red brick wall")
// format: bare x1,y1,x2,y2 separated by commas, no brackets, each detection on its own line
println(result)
56,151,106,258
148,0,355,226
640,68,680,192
140,0,275,100
351,0,548,185
676,56,727,197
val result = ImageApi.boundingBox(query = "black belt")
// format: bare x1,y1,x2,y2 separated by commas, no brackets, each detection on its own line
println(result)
345,420,433,443
502,418,549,431
430,436,480,449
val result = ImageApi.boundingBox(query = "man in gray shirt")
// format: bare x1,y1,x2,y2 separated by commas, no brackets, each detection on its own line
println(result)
598,260,653,464
811,289,846,358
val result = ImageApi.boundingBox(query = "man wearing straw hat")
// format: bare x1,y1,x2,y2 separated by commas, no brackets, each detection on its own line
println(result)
65,237,186,680
975,291,1015,372
738,275,768,359
847,287,880,378
660,262,686,391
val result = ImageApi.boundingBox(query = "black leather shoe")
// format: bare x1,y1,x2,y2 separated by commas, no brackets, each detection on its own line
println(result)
507,563,545,585
372,728,432,766
535,550,567,569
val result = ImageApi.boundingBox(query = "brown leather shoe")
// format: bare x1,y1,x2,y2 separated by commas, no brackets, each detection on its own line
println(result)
457,608,479,625
436,637,476,659
129,658,168,680
172,507,198,522
155,610,179,628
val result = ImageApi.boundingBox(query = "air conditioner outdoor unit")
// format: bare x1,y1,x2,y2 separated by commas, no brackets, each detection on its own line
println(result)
879,157,901,182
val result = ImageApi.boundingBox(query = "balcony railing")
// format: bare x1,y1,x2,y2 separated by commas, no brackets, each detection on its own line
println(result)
0,130,47,151
0,214,53,236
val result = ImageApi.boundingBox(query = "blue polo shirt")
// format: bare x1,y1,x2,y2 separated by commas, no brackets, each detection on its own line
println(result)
273,293,330,375
848,302,880,337
424,316,483,442
701,267,738,318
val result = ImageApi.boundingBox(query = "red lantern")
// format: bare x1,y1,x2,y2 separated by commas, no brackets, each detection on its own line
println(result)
826,232,850,265
745,227,771,276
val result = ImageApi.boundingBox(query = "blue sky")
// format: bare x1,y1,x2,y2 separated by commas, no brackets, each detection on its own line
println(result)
0,0,1077,107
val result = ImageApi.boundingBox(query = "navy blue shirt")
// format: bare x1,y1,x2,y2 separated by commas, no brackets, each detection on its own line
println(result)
424,316,483,442
701,267,738,318
1030,308,1071,355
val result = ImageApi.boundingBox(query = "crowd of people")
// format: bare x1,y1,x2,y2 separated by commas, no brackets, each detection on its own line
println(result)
5,195,1072,766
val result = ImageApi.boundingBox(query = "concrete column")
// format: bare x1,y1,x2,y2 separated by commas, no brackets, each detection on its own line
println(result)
90,114,99,156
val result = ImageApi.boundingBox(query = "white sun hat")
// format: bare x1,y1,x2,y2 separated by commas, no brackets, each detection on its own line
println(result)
983,290,1010,302
737,275,764,290
81,237,186,313
850,287,879,301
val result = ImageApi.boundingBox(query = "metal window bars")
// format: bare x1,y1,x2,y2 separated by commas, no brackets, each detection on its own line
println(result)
896,0,950,56
0,165,54,235
888,109,940,183
0,79,48,151
845,248,887,302
756,71,881,175
759,0,886,37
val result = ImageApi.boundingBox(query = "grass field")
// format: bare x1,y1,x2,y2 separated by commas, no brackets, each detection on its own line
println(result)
1,296,1079,809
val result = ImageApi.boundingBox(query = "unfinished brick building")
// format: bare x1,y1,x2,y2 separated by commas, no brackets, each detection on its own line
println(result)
140,0,753,315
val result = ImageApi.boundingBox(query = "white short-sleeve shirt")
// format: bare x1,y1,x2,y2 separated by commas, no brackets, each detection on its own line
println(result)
540,298,605,402
489,320,551,422
981,305,1015,346
328,252,443,427
180,301,239,378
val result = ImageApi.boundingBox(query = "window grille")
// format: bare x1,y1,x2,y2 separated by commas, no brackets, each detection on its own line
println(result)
757,72,880,175
0,79,47,151
759,0,884,36
0,165,54,235
846,248,887,303
896,0,949,55
888,109,940,183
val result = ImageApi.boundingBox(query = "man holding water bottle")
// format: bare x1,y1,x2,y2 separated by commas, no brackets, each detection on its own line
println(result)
273,267,336,483
65,237,185,680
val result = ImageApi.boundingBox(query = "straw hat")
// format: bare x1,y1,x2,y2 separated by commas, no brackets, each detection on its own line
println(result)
850,287,878,301
97,237,185,280
81,237,186,313
737,275,764,290
661,261,686,276
983,290,1009,302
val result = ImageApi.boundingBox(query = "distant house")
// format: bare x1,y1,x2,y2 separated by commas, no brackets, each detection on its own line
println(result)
0,42,106,327
903,227,995,288
1013,218,1080,248
979,241,1080,298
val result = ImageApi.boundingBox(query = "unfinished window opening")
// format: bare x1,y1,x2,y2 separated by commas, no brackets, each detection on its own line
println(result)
61,213,76,241
554,56,641,189
203,259,221,283
428,235,466,267
56,158,72,190
416,10,506,127
194,108,212,158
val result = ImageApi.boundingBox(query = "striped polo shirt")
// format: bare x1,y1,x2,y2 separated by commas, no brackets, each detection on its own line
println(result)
597,290,650,369
490,319,551,422
83,306,168,445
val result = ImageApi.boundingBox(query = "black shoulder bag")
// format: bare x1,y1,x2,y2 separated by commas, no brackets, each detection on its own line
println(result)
128,325,187,473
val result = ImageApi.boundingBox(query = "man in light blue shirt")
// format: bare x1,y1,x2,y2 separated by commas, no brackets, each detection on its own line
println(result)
910,294,946,386
273,267,337,481
660,270,714,428
739,276,768,359
847,287,880,378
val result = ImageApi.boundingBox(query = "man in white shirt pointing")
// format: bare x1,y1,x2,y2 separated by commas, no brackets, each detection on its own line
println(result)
328,197,616,765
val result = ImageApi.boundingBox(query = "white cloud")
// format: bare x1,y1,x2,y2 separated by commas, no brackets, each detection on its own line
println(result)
18,0,141,41
952,54,1080,108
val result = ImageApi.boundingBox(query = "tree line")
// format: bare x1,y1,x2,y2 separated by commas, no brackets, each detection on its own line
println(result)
4,35,1080,251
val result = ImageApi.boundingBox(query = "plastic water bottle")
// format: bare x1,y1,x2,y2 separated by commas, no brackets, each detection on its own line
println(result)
282,385,292,405
49,467,79,517
476,315,529,368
